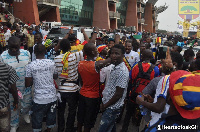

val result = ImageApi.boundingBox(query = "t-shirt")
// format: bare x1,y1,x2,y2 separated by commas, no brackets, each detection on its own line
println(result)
27,34,34,48
142,76,163,122
1,49,30,94
130,62,160,93
124,50,140,67
4,30,11,46
25,59,57,104
102,62,129,109
149,75,170,126
41,30,49,40
78,61,100,98
54,51,83,92
0,62,19,109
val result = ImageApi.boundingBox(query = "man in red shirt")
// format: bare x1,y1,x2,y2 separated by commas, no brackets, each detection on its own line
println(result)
77,43,111,132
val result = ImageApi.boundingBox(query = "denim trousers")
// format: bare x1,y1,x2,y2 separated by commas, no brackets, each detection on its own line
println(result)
10,87,32,127
57,91,79,132
98,108,121,132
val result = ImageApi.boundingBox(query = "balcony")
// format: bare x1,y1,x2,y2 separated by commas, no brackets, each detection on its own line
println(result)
109,11,120,19
137,0,145,4
108,0,119,3
152,13,156,19
37,0,61,7
138,18,145,24
137,7,144,13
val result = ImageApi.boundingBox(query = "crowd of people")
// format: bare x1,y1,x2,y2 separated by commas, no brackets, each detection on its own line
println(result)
0,21,200,132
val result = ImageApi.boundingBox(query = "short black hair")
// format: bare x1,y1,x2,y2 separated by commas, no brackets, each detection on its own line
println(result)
112,44,125,54
8,36,20,45
171,52,183,69
184,49,195,57
60,39,71,52
34,32,43,38
34,44,46,56
177,46,182,53
83,43,96,56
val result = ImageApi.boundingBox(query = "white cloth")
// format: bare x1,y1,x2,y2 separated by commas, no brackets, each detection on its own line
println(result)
25,59,57,104
102,62,129,109
149,75,170,126
4,30,11,46
124,50,140,67
41,30,49,40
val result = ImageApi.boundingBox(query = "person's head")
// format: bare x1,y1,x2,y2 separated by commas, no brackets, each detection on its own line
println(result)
34,43,46,57
96,38,103,46
35,26,39,32
140,43,146,53
45,25,49,31
166,71,200,119
194,59,200,71
125,39,132,54
3,25,7,33
83,43,97,59
184,49,195,62
28,28,33,35
171,46,182,53
132,41,139,52
16,26,20,32
60,39,71,53
146,37,151,43
161,58,174,75
141,49,153,61
97,44,108,58
68,34,77,46
34,32,43,44
107,38,115,49
110,44,125,65
171,52,183,70
8,36,20,56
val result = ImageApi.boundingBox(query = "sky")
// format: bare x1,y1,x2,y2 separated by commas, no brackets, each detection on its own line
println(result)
155,0,179,32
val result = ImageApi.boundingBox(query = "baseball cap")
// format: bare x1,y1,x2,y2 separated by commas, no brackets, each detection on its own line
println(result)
169,70,200,119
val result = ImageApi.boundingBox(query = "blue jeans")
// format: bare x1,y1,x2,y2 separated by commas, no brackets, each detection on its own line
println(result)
98,108,121,132
31,101,57,132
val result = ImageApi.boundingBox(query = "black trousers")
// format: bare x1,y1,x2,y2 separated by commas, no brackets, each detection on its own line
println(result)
121,100,141,132
57,91,79,132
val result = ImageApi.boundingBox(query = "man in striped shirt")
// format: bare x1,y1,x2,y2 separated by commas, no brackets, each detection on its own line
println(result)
0,61,19,132
1,36,31,132
54,39,83,132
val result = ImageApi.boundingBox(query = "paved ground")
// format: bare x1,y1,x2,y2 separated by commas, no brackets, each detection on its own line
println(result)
17,106,138,132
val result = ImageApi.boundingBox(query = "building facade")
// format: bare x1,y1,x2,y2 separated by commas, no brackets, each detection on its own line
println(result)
13,0,61,25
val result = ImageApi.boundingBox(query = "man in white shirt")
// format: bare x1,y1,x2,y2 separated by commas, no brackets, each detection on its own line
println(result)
3,25,11,49
124,39,140,67
41,26,49,40
25,44,58,132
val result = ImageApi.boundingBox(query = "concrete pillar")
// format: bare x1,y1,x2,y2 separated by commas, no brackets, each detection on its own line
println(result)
40,7,61,22
125,0,138,31
93,0,110,29
143,2,153,33
13,0,40,25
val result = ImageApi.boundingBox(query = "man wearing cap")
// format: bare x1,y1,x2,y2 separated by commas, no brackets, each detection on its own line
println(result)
96,44,108,61
145,70,200,132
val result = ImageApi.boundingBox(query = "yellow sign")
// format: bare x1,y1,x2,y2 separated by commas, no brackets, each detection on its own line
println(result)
179,0,199,15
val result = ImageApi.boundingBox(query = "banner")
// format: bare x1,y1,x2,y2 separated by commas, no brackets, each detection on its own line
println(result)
178,0,200,34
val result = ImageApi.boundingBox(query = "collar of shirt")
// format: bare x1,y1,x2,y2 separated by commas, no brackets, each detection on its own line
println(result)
113,62,124,70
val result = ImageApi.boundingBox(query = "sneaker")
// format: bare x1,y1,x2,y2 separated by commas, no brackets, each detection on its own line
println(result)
23,114,31,123
10,126,18,132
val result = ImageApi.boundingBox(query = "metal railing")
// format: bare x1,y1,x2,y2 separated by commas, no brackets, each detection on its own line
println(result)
138,18,145,24
137,7,144,13
109,11,120,19
37,0,61,6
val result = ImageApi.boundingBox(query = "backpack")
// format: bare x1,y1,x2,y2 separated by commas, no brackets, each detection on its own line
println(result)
129,62,154,103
